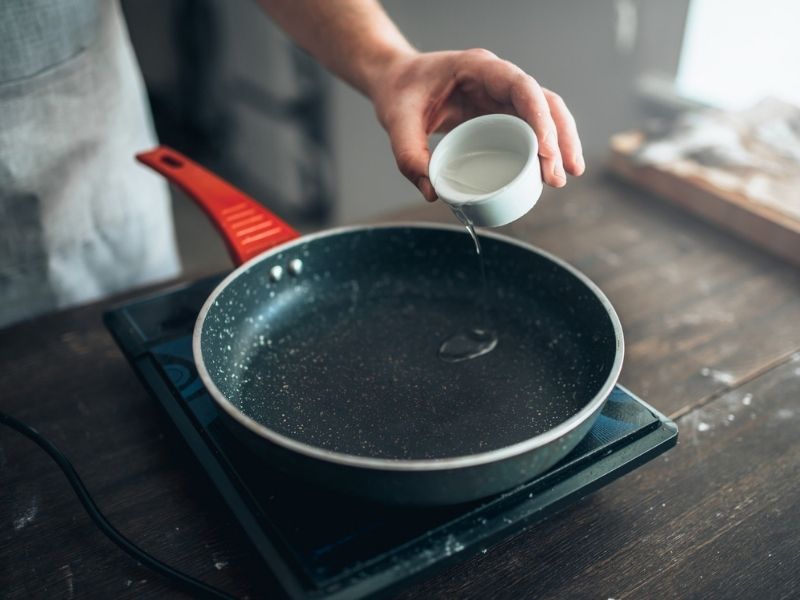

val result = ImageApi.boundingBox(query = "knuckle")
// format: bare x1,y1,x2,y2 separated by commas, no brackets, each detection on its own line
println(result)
512,70,533,89
521,71,539,88
465,47,497,61
545,90,564,105
538,131,558,155
510,71,540,100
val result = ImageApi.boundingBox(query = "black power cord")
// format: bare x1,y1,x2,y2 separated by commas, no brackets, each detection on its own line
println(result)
0,411,237,600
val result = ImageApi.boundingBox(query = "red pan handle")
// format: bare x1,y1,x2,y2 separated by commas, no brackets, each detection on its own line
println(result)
136,146,300,266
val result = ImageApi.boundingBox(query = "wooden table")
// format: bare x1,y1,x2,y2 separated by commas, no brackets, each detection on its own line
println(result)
2,172,799,599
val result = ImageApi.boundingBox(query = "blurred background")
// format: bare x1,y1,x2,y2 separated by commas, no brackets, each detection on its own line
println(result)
121,0,800,274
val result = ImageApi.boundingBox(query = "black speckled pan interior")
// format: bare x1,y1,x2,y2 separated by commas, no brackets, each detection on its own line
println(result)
198,225,620,462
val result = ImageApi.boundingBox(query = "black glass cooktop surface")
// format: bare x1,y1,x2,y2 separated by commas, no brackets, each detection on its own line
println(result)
104,275,677,600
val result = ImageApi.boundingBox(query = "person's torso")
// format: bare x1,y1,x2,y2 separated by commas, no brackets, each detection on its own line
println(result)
0,0,180,328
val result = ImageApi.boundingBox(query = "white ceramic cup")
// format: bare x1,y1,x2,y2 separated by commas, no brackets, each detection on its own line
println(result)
429,114,542,228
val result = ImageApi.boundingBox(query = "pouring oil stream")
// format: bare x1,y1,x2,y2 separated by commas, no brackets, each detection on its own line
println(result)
438,209,498,363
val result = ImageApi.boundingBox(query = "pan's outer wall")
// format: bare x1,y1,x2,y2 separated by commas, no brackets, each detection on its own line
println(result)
195,224,624,505
221,400,603,505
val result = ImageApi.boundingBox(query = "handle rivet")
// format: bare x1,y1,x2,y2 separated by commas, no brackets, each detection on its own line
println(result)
269,265,284,282
288,259,303,276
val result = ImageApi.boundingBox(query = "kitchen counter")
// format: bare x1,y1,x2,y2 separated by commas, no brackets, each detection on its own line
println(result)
2,172,799,599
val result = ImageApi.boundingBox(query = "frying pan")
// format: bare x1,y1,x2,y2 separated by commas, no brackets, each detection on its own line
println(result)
137,146,623,506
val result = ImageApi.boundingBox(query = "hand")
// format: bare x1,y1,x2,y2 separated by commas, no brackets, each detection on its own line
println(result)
369,49,585,202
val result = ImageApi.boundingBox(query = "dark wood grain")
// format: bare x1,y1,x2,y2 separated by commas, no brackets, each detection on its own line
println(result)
1,171,799,599
609,131,800,269
0,297,263,599
394,353,800,600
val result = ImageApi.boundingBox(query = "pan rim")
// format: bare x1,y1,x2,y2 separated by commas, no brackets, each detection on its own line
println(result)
193,222,624,472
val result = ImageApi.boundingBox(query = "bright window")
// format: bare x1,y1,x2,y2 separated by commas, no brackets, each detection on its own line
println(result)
675,0,800,110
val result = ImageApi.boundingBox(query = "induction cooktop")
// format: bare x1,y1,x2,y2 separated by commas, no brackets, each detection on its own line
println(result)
104,275,677,599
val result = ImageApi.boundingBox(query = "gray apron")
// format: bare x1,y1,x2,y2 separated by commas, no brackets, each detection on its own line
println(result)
0,0,180,328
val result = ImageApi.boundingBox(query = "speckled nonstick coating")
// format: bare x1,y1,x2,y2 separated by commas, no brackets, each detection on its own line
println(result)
196,224,623,505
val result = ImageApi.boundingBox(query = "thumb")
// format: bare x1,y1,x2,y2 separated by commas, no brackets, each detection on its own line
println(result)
388,119,438,202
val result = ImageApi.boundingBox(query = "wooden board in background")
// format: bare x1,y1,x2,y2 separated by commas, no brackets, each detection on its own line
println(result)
609,130,800,269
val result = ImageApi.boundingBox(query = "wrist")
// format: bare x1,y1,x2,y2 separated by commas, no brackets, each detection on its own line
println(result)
357,41,417,100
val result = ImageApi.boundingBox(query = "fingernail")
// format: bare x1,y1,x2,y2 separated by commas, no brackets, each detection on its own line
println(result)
576,154,586,173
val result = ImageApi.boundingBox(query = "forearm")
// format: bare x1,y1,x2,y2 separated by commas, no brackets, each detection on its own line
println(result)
257,0,416,97
259,1,584,196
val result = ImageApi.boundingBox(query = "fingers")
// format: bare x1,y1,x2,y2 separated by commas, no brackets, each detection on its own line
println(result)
378,48,583,201
456,50,580,187
543,88,585,176
464,55,564,186
507,74,566,188
387,113,438,202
